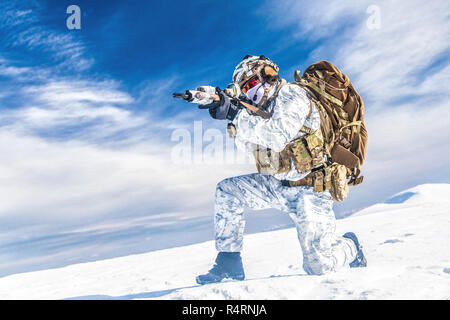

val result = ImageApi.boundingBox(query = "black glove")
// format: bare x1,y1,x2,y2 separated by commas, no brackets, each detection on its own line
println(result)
203,87,241,120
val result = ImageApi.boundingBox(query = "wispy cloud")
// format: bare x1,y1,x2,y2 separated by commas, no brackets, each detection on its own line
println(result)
259,0,450,105
0,2,37,27
26,81,134,105
257,0,366,40
0,1,93,72
334,1,450,107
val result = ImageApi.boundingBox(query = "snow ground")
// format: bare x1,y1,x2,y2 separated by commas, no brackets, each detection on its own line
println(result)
0,184,449,300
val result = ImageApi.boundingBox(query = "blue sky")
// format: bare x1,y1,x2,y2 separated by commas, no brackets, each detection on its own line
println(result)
0,0,449,276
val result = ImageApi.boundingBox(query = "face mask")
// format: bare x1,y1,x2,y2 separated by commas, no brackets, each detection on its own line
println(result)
245,82,276,105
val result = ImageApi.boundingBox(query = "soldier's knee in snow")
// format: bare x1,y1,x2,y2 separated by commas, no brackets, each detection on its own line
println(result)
216,177,237,193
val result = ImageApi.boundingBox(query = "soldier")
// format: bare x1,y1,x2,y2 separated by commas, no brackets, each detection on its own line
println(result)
191,55,367,284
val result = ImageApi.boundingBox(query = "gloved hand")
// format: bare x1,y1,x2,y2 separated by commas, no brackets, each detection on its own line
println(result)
190,86,217,105
204,87,241,120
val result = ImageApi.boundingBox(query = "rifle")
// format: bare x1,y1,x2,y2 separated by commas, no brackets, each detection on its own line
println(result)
172,89,273,119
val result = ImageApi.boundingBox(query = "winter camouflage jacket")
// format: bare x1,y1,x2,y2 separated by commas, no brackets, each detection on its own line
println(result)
232,83,322,182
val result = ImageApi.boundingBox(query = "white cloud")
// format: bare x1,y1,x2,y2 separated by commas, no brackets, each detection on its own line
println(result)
260,0,450,105
0,79,148,144
258,0,366,40
0,57,52,82
334,1,450,107
0,65,31,77
0,63,252,237
0,129,252,224
26,81,134,105
364,100,450,179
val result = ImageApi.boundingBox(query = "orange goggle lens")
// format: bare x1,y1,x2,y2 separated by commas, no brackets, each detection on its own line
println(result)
242,77,260,94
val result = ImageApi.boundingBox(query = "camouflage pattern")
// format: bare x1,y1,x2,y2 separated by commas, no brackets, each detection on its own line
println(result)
214,173,357,275
330,164,349,201
304,129,325,166
254,147,291,175
286,138,313,172
233,83,322,182
254,128,325,176
233,84,317,154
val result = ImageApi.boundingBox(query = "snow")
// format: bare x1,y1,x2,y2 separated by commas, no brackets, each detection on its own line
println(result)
0,183,449,300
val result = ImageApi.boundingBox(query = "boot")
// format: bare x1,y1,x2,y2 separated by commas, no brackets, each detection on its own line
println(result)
343,232,367,268
196,252,245,285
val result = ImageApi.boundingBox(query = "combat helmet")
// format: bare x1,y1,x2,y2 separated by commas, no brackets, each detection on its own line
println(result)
231,55,280,97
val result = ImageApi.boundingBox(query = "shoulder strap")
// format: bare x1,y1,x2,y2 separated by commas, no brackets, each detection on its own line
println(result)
294,70,344,107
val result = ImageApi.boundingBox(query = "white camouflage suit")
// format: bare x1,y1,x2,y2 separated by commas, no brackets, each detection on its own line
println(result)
215,83,357,275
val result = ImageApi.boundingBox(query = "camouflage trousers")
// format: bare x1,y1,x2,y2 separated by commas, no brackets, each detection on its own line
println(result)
214,173,357,275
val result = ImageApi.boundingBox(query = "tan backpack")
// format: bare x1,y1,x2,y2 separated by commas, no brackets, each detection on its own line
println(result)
294,61,368,186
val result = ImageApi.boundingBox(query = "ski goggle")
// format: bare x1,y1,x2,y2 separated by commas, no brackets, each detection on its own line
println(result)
242,76,260,95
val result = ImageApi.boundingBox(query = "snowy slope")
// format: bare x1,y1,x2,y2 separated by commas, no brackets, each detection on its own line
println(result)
0,184,449,300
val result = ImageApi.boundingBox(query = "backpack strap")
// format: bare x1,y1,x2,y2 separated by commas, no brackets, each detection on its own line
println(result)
299,100,314,134
294,70,344,107
238,100,273,119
